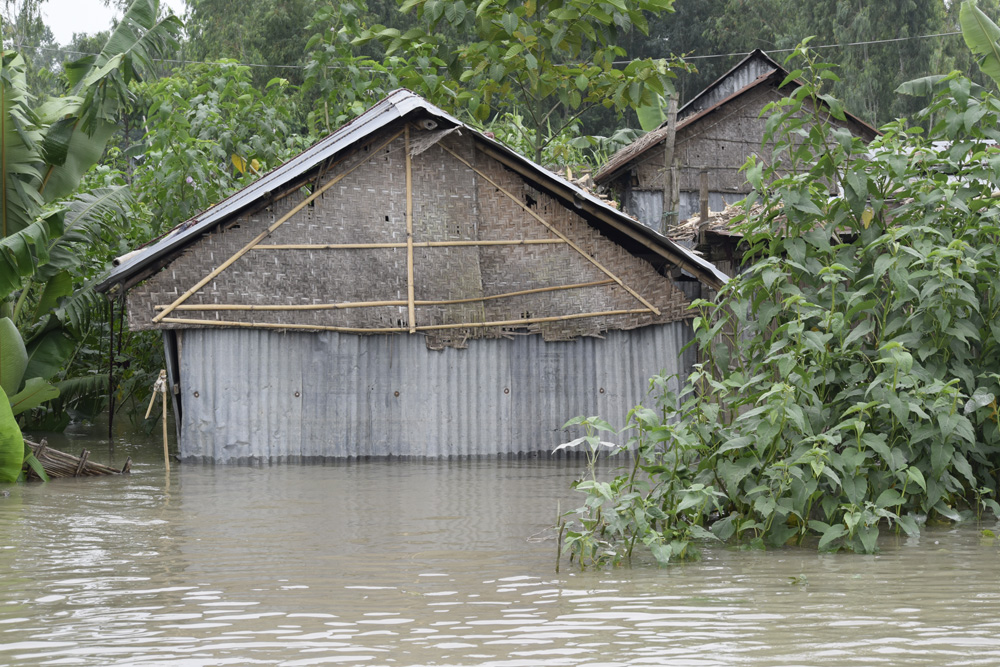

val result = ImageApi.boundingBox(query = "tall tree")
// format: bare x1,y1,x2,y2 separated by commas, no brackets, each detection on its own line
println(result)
351,0,681,163
184,0,314,86
704,0,950,126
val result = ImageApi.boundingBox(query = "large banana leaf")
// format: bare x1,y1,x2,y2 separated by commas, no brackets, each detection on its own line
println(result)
39,0,181,202
0,316,26,395
36,121,116,204
36,187,129,282
23,314,75,382
0,187,128,301
0,210,61,299
9,377,59,416
0,51,44,240
961,0,1000,86
0,385,23,484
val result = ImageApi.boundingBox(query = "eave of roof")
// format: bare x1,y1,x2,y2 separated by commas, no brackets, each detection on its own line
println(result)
98,89,727,295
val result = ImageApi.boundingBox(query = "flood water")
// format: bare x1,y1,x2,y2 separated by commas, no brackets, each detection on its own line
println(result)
2,430,1000,666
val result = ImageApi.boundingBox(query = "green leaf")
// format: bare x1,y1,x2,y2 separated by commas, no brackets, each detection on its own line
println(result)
961,0,1000,86
23,319,75,382
8,377,59,416
897,75,947,97
636,100,667,132
906,466,927,492
818,523,847,550
0,317,27,396
445,1,467,25
22,444,48,482
502,12,518,35
33,271,72,319
0,385,24,484
842,474,866,505
875,488,904,509
857,524,879,553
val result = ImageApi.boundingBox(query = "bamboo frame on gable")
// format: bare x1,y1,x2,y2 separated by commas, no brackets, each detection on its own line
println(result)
150,124,662,333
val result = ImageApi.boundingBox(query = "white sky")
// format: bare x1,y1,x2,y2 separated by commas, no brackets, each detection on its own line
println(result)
42,0,187,45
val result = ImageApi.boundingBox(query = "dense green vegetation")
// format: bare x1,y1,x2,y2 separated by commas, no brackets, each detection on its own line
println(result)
560,33,1000,563
0,0,179,477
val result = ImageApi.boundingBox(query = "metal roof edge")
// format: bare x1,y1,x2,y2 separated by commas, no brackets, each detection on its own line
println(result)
676,49,783,118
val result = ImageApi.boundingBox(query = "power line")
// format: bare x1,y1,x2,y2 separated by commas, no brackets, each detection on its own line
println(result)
8,28,967,72
671,31,963,62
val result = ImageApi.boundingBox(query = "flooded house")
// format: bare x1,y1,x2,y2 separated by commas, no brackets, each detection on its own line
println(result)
593,49,879,242
97,90,726,463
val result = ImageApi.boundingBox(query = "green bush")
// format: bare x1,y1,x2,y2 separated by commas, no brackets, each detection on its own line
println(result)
560,49,1000,566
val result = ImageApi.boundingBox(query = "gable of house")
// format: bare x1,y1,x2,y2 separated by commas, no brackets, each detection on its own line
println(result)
118,99,717,351
594,53,877,230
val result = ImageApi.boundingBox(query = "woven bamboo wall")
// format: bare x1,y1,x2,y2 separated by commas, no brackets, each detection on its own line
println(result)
630,85,870,197
633,85,781,193
129,122,691,348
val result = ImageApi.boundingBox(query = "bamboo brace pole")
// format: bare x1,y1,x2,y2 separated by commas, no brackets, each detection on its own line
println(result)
144,370,170,473
439,144,661,316
153,279,618,313
405,125,416,333
160,308,651,334
152,130,406,324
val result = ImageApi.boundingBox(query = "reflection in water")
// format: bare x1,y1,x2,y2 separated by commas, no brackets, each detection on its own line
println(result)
1,438,999,666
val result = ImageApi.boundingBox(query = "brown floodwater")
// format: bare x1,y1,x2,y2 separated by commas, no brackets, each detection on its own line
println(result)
1,427,1000,666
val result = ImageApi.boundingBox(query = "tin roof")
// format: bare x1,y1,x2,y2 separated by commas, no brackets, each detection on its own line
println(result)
98,89,727,293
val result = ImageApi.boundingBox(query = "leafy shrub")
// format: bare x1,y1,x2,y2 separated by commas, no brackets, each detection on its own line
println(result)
561,49,1000,565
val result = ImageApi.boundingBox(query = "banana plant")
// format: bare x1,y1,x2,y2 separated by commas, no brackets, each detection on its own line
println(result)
961,0,1000,86
0,0,180,472
0,316,51,483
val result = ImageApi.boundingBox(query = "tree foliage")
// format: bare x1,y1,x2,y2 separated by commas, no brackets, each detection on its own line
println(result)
350,0,681,162
0,0,179,445
130,61,305,235
561,50,1000,565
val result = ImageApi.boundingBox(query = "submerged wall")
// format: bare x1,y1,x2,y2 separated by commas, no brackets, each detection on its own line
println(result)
174,323,694,462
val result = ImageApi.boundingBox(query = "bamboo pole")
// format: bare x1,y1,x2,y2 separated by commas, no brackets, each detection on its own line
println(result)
153,279,617,313
162,377,168,475
438,144,661,316
405,125,416,333
151,130,406,324
251,239,566,250
160,317,408,334
415,309,649,331
160,308,651,334
661,93,679,233
145,370,170,473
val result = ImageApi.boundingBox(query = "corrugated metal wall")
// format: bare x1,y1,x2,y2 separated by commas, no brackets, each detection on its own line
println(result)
175,323,695,462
